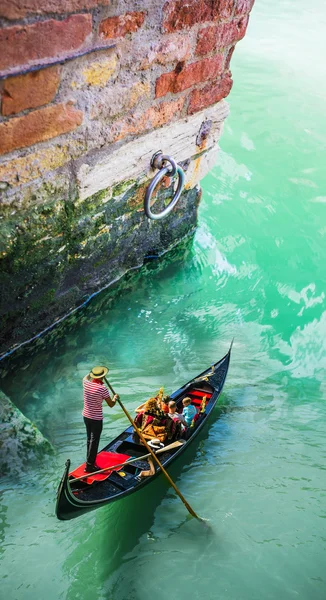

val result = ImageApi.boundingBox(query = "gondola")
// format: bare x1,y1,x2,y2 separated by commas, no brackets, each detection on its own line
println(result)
55,342,232,520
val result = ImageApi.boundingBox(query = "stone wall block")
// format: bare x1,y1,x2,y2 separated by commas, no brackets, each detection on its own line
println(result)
0,142,85,190
0,103,83,156
1,67,61,116
110,97,186,143
81,54,118,88
0,14,92,76
120,35,193,72
100,12,146,40
88,79,151,121
77,102,229,200
134,36,192,70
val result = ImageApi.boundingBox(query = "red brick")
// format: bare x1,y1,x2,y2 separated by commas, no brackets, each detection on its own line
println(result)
196,17,249,55
235,0,255,16
100,12,146,40
196,25,218,56
188,72,233,114
0,15,92,76
233,16,249,41
1,67,60,116
0,103,83,156
176,56,225,91
162,0,237,32
146,98,185,128
163,0,212,32
155,71,176,98
225,45,235,70
218,0,237,19
0,0,110,20
111,98,185,142
156,55,224,98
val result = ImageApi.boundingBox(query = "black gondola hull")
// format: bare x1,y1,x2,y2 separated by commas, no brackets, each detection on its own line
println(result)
56,344,232,520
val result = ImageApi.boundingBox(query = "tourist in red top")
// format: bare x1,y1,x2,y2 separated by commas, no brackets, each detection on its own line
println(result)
82,366,119,473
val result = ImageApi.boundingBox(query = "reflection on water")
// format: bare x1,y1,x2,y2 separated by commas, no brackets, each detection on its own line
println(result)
1,0,326,598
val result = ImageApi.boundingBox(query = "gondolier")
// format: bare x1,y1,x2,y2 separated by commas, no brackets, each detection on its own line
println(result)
82,366,119,473
56,342,233,520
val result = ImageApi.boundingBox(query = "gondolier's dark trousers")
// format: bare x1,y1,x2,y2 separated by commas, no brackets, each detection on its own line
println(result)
84,417,103,467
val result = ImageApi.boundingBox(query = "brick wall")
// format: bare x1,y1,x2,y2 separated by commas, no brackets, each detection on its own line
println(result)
0,0,254,354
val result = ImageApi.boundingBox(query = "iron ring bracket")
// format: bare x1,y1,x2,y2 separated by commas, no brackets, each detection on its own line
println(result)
144,152,185,221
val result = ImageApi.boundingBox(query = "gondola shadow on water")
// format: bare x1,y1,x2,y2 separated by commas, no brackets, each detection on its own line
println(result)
63,398,232,600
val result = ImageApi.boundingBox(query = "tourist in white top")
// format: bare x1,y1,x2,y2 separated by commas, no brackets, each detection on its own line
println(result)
168,400,187,428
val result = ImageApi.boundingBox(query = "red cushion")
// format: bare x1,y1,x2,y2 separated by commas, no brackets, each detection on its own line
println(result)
189,391,212,408
191,400,203,407
69,451,131,485
190,390,212,398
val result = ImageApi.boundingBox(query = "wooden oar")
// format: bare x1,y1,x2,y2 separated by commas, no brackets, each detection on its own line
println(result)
70,440,184,483
104,376,200,520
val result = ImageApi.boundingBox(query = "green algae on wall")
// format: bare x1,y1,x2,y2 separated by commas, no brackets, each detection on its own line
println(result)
0,174,201,354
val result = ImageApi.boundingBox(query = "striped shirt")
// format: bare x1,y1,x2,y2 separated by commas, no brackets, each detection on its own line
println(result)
82,377,111,420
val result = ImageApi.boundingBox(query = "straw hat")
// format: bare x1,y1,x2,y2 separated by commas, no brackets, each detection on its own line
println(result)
148,438,164,450
89,366,108,379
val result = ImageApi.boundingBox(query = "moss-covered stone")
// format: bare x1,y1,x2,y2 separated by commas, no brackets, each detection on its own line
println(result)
0,390,54,475
0,174,201,353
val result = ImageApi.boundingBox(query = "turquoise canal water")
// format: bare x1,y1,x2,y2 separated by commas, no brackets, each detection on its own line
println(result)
1,1,326,598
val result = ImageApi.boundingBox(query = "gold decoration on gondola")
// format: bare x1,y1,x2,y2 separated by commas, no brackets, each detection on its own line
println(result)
200,395,207,413
156,386,164,402
193,375,209,384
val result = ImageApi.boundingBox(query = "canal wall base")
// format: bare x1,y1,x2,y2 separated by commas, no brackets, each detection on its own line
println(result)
0,391,54,475
0,0,254,355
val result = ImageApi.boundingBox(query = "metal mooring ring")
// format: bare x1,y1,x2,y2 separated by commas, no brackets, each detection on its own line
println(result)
150,152,178,176
144,153,185,221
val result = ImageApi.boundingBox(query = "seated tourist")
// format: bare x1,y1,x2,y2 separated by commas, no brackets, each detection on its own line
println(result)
134,398,179,443
155,388,169,414
135,388,166,414
182,397,197,427
134,401,146,414
134,398,159,424
168,401,187,427
135,399,168,415
161,395,170,414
